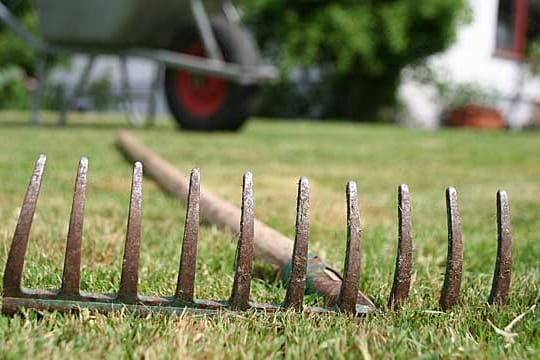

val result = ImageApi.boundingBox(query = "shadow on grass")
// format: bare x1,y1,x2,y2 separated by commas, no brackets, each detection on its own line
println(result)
0,119,182,133
0,110,181,131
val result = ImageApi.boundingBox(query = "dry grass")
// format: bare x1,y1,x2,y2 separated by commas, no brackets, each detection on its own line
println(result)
0,111,538,359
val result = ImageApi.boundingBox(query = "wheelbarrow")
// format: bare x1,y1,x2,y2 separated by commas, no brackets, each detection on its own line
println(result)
0,0,277,131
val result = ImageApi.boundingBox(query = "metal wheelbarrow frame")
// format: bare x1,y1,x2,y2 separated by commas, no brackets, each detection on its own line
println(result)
0,0,277,128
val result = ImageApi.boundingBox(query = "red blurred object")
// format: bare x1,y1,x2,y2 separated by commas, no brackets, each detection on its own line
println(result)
447,104,505,129
174,43,229,118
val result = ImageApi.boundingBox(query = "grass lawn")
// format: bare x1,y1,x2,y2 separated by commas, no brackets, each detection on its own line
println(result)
0,111,538,359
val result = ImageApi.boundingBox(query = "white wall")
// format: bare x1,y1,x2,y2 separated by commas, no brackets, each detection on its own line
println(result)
399,0,540,129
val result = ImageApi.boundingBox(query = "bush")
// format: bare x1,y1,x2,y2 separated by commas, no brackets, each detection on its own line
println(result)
0,1,66,110
87,73,114,111
0,1,37,109
0,1,38,75
529,40,540,75
242,0,468,120
0,66,31,110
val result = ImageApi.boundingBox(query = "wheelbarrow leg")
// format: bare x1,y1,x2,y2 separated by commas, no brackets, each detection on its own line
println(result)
59,55,95,126
222,0,240,23
145,63,164,127
31,56,46,126
119,56,144,126
190,0,223,60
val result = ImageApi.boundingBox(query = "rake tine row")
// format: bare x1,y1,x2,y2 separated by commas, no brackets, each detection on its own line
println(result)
2,156,514,316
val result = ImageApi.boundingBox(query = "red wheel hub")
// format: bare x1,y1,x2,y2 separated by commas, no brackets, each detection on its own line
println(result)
175,43,229,118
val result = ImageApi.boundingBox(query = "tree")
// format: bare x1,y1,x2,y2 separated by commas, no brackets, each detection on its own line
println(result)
0,0,37,109
242,0,468,120
0,0,37,74
530,41,540,74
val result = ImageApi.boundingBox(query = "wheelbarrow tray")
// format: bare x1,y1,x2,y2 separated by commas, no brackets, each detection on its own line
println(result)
35,0,222,49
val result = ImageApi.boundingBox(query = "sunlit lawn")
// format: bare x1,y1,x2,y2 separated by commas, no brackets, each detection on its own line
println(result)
0,111,538,358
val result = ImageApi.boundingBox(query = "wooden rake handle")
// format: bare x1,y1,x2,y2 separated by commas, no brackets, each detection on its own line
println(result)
114,130,374,309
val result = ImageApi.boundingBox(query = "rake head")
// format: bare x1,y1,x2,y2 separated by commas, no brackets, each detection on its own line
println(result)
2,155,513,316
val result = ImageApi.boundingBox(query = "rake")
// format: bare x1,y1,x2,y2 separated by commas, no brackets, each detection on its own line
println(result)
2,136,513,316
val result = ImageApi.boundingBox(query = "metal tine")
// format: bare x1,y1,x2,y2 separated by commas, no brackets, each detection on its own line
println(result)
488,190,512,305
175,168,200,303
337,181,361,313
59,157,88,297
283,176,310,310
3,154,46,297
388,184,413,309
118,162,143,303
229,172,255,310
439,187,463,310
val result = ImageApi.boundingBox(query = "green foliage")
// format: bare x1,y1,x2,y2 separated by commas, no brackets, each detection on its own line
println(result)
0,1,38,109
0,65,30,109
242,0,468,120
437,81,500,109
87,72,114,111
529,40,540,74
0,1,67,110
411,65,500,110
41,81,65,110
0,0,33,19
0,1,38,74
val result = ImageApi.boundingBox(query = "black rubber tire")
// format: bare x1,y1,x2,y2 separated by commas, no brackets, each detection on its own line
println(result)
164,17,260,131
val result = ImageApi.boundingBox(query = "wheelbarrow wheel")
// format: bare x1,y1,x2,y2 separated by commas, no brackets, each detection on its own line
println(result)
164,17,260,131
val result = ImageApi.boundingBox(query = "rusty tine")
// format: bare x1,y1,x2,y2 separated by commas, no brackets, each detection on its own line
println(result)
175,168,200,303
118,162,143,303
3,154,46,297
283,177,310,310
388,184,413,309
59,157,88,297
337,181,361,313
439,187,463,311
229,172,255,310
488,190,513,305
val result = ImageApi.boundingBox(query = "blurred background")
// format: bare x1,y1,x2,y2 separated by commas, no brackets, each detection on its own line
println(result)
0,0,539,130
